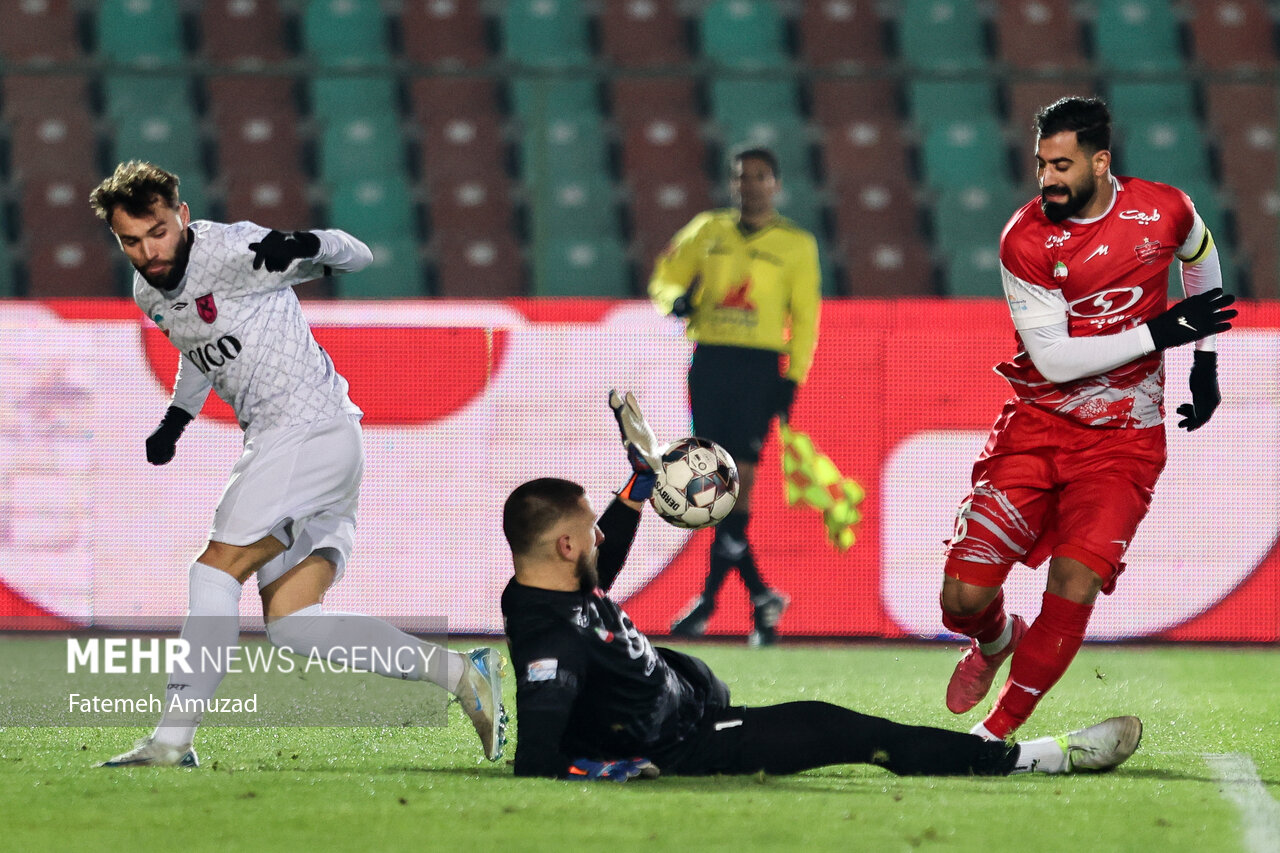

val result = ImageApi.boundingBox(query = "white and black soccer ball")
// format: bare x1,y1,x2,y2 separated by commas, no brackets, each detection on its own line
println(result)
650,437,739,530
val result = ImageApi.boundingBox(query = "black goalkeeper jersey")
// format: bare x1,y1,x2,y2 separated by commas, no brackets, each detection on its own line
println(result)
501,500,729,778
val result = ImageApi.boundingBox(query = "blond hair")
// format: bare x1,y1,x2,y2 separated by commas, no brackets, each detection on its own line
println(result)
89,161,181,222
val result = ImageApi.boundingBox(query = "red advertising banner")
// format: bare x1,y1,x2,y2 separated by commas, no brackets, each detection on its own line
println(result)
2,299,1277,641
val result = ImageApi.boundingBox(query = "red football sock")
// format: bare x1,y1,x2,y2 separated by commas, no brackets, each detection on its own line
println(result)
982,592,1092,739
941,589,1008,645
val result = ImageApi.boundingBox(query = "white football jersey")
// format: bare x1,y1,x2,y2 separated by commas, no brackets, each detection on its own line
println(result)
135,221,370,433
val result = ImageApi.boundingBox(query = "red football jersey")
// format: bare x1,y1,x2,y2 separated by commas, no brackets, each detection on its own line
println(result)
996,176,1199,428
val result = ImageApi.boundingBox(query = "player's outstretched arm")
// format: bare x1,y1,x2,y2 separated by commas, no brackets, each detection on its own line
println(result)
248,230,320,273
609,389,660,505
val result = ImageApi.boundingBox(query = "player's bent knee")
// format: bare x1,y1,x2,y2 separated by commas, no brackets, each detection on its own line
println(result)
1049,544,1116,600
264,603,322,650
199,536,287,582
941,559,1008,615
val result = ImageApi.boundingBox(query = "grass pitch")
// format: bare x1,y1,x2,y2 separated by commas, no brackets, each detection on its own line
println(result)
2,640,1277,853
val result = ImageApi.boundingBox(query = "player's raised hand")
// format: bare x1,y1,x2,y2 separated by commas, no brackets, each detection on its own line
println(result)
567,757,659,782
248,230,321,273
1177,350,1221,431
610,390,660,502
1146,288,1237,351
145,406,193,465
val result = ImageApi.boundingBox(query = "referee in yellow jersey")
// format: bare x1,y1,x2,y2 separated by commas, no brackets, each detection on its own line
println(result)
648,146,821,646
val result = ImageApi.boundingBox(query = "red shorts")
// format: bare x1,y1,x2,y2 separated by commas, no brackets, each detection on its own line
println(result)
944,401,1166,592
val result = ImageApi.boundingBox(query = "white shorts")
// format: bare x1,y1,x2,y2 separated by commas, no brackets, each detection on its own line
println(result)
210,414,363,588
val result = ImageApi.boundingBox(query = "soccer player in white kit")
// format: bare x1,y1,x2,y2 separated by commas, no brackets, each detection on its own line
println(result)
89,161,507,767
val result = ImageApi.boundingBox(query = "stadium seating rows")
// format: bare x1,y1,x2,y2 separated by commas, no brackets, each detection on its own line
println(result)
0,0,1275,300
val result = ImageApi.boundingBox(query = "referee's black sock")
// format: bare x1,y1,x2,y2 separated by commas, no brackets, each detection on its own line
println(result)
714,512,768,597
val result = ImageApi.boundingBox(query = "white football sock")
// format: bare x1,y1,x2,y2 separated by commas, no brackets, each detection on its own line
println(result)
1012,736,1068,774
978,618,1014,656
152,561,243,747
970,722,1001,742
265,604,466,693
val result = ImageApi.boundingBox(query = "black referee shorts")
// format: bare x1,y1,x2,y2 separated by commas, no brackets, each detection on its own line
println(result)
687,344,783,465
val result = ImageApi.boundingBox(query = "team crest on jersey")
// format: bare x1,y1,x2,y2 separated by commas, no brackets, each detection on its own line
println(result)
1134,237,1163,265
1053,262,1068,279
196,293,217,323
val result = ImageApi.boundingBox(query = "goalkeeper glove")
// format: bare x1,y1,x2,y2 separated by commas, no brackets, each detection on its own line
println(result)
567,757,658,782
145,406,193,465
610,389,660,502
670,294,694,318
1145,288,1236,351
1176,350,1221,431
248,230,321,273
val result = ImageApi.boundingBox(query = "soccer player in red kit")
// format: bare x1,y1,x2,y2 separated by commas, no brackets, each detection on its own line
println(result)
938,97,1237,741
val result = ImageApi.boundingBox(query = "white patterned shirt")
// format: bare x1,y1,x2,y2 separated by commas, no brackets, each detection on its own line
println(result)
135,221,371,434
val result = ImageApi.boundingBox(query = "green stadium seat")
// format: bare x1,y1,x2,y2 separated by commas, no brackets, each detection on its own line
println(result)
327,176,417,242
897,0,987,71
97,0,183,67
716,117,811,183
110,106,202,176
525,176,620,241
301,0,390,68
518,117,610,186
309,74,399,121
699,0,789,69
102,72,193,121
1093,0,1183,71
509,76,601,120
709,78,802,126
1114,118,1211,189
180,172,213,219
316,115,405,180
931,184,1020,257
775,176,824,238
919,118,1011,189
334,238,424,298
0,237,14,297
944,245,1004,297
531,237,630,297
907,80,999,131
1105,82,1197,123
502,0,591,68
708,79,809,178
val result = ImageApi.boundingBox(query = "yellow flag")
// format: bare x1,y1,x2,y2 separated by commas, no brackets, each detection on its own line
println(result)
779,421,865,551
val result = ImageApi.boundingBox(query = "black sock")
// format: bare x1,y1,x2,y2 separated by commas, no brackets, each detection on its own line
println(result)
706,513,748,599
714,513,768,597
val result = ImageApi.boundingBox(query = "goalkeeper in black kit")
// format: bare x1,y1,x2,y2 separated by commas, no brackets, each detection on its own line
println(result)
499,392,1143,781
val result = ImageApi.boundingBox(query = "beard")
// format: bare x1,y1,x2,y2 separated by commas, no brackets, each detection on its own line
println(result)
576,550,600,593
1040,179,1095,223
137,230,192,290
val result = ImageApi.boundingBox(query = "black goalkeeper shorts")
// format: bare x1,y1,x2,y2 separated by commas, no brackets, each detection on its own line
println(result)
687,344,782,465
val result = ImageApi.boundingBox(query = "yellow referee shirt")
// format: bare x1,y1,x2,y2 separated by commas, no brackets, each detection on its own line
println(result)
648,209,821,384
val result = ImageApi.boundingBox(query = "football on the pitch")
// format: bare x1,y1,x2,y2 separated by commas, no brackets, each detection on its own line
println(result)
650,437,739,529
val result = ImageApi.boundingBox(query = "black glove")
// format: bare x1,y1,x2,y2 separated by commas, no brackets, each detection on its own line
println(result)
1176,350,1221,431
772,377,798,421
146,406,194,465
670,294,694,318
248,230,321,273
1146,288,1237,351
